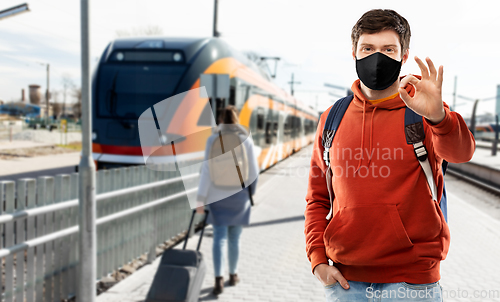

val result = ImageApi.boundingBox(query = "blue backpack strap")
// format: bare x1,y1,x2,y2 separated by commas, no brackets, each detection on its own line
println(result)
321,95,354,165
321,95,354,220
404,107,448,223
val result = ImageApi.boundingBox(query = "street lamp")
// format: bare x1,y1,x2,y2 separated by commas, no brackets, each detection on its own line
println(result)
0,3,29,21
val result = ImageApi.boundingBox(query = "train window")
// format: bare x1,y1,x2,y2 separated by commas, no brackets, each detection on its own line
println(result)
285,116,291,141
265,122,271,144
97,64,187,119
257,111,264,130
229,87,235,106
273,122,278,144
229,78,236,106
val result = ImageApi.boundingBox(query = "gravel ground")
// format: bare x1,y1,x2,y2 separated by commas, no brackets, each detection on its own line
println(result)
11,129,82,144
0,143,81,160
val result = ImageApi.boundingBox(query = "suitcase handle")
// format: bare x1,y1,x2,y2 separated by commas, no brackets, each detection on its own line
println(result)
183,209,209,251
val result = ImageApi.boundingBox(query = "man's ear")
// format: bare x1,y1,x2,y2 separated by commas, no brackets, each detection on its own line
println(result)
352,46,356,60
402,48,409,64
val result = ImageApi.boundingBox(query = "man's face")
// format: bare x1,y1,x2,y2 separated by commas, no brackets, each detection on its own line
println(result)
352,29,408,63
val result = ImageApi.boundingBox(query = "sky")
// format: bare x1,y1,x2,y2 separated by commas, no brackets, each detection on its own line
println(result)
1,0,499,119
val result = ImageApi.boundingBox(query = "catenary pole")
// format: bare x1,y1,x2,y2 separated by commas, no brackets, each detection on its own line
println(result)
78,0,97,301
213,0,219,37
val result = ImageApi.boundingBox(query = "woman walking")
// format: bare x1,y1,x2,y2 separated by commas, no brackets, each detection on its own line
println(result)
196,105,259,296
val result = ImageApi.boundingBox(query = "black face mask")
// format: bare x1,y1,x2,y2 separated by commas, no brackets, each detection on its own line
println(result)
355,52,402,90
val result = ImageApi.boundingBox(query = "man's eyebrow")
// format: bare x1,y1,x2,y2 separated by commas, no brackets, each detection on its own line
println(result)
359,43,398,48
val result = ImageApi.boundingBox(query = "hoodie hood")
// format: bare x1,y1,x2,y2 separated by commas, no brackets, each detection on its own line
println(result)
349,75,419,172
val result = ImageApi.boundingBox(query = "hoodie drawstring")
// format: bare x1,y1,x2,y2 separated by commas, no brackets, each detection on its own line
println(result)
354,100,366,174
367,107,377,167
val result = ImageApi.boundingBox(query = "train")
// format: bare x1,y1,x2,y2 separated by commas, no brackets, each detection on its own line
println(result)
90,37,319,171
474,123,500,142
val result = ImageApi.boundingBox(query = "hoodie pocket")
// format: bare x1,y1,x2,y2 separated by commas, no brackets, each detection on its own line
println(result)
434,200,450,260
325,204,417,266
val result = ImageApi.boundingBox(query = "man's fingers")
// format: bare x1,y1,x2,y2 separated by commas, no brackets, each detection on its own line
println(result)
398,87,413,106
331,268,350,289
399,74,419,89
426,57,437,79
415,56,429,79
437,65,444,88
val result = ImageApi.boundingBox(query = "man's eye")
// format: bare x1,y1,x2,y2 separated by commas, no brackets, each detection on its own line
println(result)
363,47,372,51
386,48,394,52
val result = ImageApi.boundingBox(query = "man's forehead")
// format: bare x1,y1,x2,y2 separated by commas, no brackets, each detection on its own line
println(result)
357,30,400,47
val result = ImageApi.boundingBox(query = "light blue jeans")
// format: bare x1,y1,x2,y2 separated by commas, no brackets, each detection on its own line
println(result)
324,280,443,301
212,225,243,277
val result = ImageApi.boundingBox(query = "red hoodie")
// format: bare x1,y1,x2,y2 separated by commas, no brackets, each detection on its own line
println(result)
304,77,475,284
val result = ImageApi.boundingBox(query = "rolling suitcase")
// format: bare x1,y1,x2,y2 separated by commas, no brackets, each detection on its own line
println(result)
145,209,209,302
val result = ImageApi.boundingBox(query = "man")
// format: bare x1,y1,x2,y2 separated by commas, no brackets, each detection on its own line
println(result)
304,9,475,301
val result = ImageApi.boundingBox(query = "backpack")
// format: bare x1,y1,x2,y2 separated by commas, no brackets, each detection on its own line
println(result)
208,124,255,195
321,95,448,222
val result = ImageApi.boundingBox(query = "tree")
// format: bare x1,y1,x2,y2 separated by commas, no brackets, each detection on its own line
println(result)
50,90,60,118
61,74,76,117
52,102,63,118
72,87,82,119
115,25,164,37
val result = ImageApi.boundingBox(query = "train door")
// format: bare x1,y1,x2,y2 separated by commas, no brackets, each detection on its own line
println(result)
277,110,285,160
277,110,284,145
252,107,265,147
284,113,292,155
265,108,274,147
268,98,278,146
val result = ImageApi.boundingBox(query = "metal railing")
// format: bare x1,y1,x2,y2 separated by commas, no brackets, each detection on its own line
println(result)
0,163,201,302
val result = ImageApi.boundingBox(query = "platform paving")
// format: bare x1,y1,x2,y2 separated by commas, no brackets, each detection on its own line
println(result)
469,145,500,171
96,145,500,302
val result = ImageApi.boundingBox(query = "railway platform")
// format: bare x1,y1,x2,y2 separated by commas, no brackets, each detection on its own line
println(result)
96,145,500,302
469,144,500,171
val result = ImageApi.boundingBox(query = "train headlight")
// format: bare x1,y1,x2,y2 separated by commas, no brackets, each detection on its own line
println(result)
173,52,182,62
116,52,124,61
92,131,97,141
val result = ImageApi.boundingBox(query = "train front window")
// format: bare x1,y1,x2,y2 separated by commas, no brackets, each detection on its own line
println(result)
97,63,187,119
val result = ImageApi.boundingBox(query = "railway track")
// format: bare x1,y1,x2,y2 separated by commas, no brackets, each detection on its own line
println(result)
446,167,500,196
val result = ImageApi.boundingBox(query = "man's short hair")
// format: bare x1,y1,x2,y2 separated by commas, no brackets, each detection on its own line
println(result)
351,9,411,57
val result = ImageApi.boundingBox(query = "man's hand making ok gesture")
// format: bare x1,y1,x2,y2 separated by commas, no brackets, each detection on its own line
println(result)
398,56,446,125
